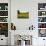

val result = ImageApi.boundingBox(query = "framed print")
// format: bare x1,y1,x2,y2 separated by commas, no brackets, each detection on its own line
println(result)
17,10,29,19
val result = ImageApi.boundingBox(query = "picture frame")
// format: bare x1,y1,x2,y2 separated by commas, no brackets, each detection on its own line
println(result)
17,10,29,19
38,29,46,37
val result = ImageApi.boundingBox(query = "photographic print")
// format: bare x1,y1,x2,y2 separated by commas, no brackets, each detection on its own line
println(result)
17,10,29,19
38,29,46,37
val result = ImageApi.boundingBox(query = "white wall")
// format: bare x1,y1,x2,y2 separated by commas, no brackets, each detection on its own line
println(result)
11,0,46,46
0,0,46,46
11,0,38,30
